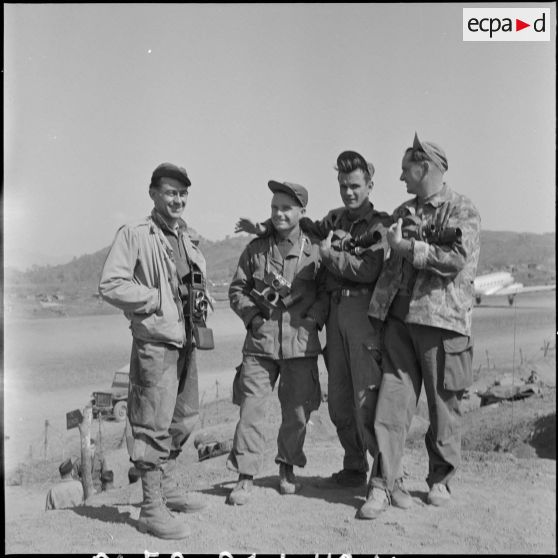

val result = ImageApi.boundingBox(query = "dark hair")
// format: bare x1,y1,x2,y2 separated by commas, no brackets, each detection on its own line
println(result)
149,177,163,190
335,151,374,181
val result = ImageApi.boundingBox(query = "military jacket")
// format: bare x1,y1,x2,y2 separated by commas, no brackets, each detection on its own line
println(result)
307,202,392,292
229,231,328,360
367,184,481,336
99,209,207,347
259,202,392,292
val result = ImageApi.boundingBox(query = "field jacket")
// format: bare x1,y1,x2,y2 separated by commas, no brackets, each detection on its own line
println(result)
229,231,328,360
367,184,481,336
99,210,207,347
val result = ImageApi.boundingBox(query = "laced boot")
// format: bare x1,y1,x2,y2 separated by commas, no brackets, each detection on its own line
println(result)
390,477,412,509
357,481,390,520
226,474,254,506
161,459,206,513
137,467,190,539
279,463,302,495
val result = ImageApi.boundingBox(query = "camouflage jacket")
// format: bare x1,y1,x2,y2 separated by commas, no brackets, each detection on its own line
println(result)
367,184,481,336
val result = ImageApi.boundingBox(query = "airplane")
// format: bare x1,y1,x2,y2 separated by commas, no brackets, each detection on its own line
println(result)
473,271,556,306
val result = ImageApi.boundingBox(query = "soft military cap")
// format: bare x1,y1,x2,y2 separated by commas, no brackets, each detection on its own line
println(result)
59,458,74,476
151,162,192,188
413,132,448,172
268,180,308,208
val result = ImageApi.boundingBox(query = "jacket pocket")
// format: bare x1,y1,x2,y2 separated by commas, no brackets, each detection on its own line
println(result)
442,334,474,391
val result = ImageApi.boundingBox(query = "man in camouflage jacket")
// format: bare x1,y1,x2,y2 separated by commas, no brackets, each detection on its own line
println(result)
358,133,481,519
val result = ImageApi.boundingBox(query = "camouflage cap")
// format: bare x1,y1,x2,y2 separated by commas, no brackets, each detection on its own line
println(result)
413,132,448,172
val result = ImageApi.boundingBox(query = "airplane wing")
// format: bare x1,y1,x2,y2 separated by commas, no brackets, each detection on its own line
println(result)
492,283,555,296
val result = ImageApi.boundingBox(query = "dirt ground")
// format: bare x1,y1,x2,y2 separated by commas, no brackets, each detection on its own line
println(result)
4,357,556,555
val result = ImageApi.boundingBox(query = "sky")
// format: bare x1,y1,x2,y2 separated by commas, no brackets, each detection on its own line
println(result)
4,3,556,270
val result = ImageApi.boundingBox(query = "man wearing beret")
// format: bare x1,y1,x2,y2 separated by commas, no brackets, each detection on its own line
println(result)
226,180,328,505
234,152,402,500
45,458,84,510
358,134,481,519
99,163,209,538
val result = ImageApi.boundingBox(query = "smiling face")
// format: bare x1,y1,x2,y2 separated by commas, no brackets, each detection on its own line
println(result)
338,168,372,211
149,177,189,226
270,191,305,236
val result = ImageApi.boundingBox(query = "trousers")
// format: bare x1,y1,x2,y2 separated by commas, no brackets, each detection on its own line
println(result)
127,338,200,468
325,292,382,473
226,355,321,476
371,317,472,491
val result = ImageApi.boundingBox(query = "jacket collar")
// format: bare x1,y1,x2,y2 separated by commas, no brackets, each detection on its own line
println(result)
150,209,188,236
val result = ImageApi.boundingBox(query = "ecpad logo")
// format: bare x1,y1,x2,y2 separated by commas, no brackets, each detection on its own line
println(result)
463,8,550,41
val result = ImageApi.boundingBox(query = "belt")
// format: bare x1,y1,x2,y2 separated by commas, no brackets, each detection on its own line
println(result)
335,287,373,298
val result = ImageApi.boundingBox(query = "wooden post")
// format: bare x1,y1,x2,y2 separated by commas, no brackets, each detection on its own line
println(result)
44,420,49,461
78,406,95,502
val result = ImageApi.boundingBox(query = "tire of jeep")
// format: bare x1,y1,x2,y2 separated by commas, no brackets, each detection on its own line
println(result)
113,401,127,422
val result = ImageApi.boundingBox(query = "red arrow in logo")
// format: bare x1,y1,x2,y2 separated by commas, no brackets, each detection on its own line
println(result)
516,19,530,31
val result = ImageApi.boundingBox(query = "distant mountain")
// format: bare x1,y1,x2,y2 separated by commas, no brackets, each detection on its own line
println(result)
4,230,555,296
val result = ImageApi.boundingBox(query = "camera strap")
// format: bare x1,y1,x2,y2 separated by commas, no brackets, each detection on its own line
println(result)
265,234,307,280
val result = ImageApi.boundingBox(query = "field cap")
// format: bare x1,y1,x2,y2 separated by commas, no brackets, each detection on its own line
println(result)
268,180,308,208
151,162,191,188
59,458,74,476
413,132,448,172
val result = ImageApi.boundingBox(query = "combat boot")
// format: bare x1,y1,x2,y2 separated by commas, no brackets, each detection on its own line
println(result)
137,467,190,539
357,483,390,520
161,459,206,513
279,463,302,495
226,474,254,505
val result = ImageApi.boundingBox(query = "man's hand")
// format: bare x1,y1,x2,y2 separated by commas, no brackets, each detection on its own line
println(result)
319,230,333,258
235,218,264,235
387,217,414,257
250,314,266,332
387,218,403,250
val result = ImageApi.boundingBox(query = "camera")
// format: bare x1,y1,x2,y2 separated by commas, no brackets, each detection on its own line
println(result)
250,270,302,319
331,229,382,256
401,215,462,245
264,270,292,298
179,269,210,323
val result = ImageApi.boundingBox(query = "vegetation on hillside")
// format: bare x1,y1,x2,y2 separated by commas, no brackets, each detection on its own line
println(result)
4,230,555,316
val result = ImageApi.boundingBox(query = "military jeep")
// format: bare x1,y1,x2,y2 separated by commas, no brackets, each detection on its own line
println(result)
91,370,129,422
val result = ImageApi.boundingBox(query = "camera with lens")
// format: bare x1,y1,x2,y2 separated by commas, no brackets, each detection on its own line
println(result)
179,270,210,324
331,229,382,256
179,267,214,350
250,270,302,319
401,215,462,245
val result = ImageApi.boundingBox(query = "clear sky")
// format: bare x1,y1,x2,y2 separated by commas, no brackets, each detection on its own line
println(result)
4,3,556,269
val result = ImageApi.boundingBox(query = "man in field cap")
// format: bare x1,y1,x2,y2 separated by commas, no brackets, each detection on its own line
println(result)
99,162,210,538
234,152,395,498
45,458,84,510
226,179,328,505
358,133,481,519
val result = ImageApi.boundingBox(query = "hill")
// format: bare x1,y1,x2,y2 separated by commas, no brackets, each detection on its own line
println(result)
4,229,555,317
